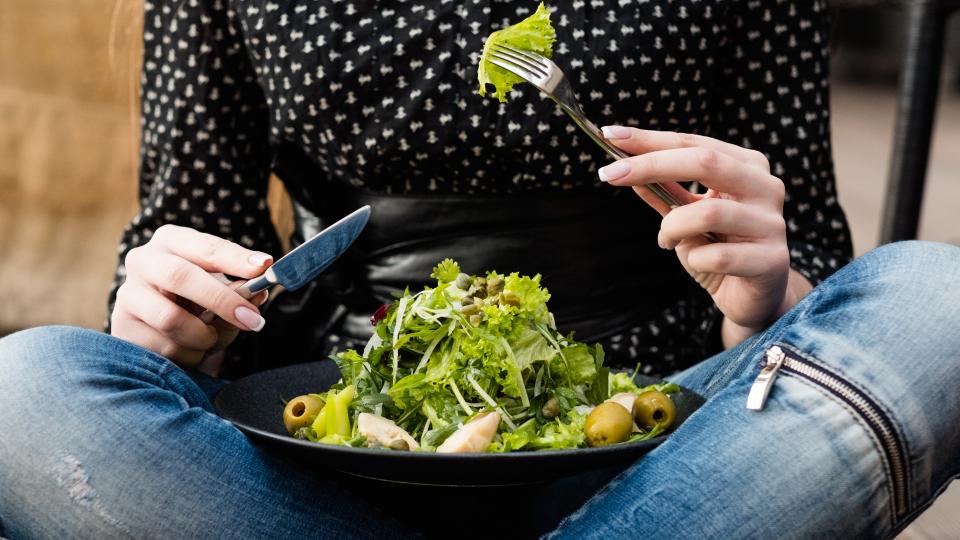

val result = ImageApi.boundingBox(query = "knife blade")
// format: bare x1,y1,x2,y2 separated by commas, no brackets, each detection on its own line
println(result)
199,205,371,324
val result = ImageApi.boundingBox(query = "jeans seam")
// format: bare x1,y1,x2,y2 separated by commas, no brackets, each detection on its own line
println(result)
890,469,960,539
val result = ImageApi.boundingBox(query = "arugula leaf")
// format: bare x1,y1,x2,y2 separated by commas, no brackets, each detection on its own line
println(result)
388,373,429,409
477,2,556,102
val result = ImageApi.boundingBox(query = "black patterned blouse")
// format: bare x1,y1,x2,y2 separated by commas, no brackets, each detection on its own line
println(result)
110,0,852,376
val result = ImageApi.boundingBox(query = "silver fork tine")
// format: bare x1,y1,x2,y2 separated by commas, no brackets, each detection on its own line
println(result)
488,48,549,80
494,43,552,69
487,56,544,87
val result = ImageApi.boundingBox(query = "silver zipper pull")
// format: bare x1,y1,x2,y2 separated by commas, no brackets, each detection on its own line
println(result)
746,346,786,411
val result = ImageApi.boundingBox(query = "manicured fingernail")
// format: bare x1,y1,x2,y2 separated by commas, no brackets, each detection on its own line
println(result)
601,125,632,140
657,230,667,249
249,252,272,267
598,160,631,182
235,306,266,332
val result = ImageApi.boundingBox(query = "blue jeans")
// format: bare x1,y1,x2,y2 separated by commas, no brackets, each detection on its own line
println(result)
1,241,958,539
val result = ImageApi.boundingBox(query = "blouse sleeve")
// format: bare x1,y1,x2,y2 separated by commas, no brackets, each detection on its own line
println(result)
106,0,280,322
714,0,853,284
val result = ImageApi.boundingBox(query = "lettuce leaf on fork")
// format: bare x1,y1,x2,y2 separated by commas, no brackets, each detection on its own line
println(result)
477,2,556,102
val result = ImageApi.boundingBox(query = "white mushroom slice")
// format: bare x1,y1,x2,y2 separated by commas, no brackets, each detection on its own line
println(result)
436,412,501,453
605,392,636,413
357,413,420,451
605,393,642,433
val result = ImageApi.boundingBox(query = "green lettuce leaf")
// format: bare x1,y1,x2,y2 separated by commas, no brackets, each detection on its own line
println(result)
552,344,598,386
388,373,429,409
478,2,556,102
431,258,461,283
509,324,557,370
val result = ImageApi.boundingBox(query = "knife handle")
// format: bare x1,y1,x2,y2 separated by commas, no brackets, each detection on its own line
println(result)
198,271,276,325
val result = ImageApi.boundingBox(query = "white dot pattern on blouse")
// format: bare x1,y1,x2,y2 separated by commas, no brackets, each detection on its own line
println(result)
111,0,852,374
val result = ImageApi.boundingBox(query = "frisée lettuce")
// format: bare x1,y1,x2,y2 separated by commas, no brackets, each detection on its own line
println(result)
477,2,556,102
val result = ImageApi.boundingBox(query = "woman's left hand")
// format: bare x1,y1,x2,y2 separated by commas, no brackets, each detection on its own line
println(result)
597,126,808,345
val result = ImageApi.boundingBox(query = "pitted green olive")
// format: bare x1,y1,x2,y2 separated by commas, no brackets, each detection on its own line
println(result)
283,394,325,435
632,390,676,430
584,402,633,447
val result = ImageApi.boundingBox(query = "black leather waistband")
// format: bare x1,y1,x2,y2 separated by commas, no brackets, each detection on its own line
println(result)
303,184,687,343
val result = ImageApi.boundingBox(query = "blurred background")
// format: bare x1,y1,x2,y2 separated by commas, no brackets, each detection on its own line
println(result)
0,1,958,536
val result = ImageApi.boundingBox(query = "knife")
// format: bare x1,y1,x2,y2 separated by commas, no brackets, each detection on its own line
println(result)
199,205,371,324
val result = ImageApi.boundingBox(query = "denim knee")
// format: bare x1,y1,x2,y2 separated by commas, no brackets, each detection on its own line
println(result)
847,240,960,291
0,326,96,387
0,326,183,419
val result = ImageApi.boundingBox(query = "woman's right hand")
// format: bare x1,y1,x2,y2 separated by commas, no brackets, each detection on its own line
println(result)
110,224,273,368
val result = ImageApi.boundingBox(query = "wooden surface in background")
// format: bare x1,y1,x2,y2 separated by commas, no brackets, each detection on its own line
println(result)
0,0,292,332
0,0,141,331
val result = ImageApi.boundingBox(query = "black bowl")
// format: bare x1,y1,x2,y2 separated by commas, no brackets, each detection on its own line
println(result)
214,360,704,487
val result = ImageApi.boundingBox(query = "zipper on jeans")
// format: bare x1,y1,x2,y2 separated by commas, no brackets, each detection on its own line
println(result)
746,345,910,519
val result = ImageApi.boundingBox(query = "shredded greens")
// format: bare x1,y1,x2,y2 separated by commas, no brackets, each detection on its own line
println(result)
291,259,679,452
477,2,556,102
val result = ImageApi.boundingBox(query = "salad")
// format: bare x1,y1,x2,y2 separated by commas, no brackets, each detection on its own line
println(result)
478,2,556,102
281,260,680,453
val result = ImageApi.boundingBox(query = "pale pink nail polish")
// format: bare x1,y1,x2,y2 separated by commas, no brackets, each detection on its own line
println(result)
235,306,266,332
657,230,667,249
598,161,631,182
601,125,632,140
249,252,272,267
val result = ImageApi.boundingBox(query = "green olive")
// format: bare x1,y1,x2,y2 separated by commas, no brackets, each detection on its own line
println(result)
584,402,633,447
282,394,325,435
632,390,677,430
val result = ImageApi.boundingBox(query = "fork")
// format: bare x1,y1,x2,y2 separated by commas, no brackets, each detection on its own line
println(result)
487,43,719,241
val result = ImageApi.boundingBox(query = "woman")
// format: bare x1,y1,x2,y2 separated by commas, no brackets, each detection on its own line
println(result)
1,1,957,538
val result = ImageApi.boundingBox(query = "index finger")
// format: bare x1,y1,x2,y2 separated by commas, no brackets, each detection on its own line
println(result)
150,225,273,278
600,126,771,172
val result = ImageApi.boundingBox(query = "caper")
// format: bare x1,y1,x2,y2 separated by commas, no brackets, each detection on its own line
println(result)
469,314,482,326
467,283,487,298
486,277,504,295
455,273,473,290
584,402,633,447
461,303,480,316
632,390,677,430
388,439,410,451
474,277,487,289
282,394,325,435
501,292,520,307
541,397,560,419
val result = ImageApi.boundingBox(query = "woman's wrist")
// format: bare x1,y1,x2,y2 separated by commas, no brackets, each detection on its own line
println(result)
721,268,813,349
